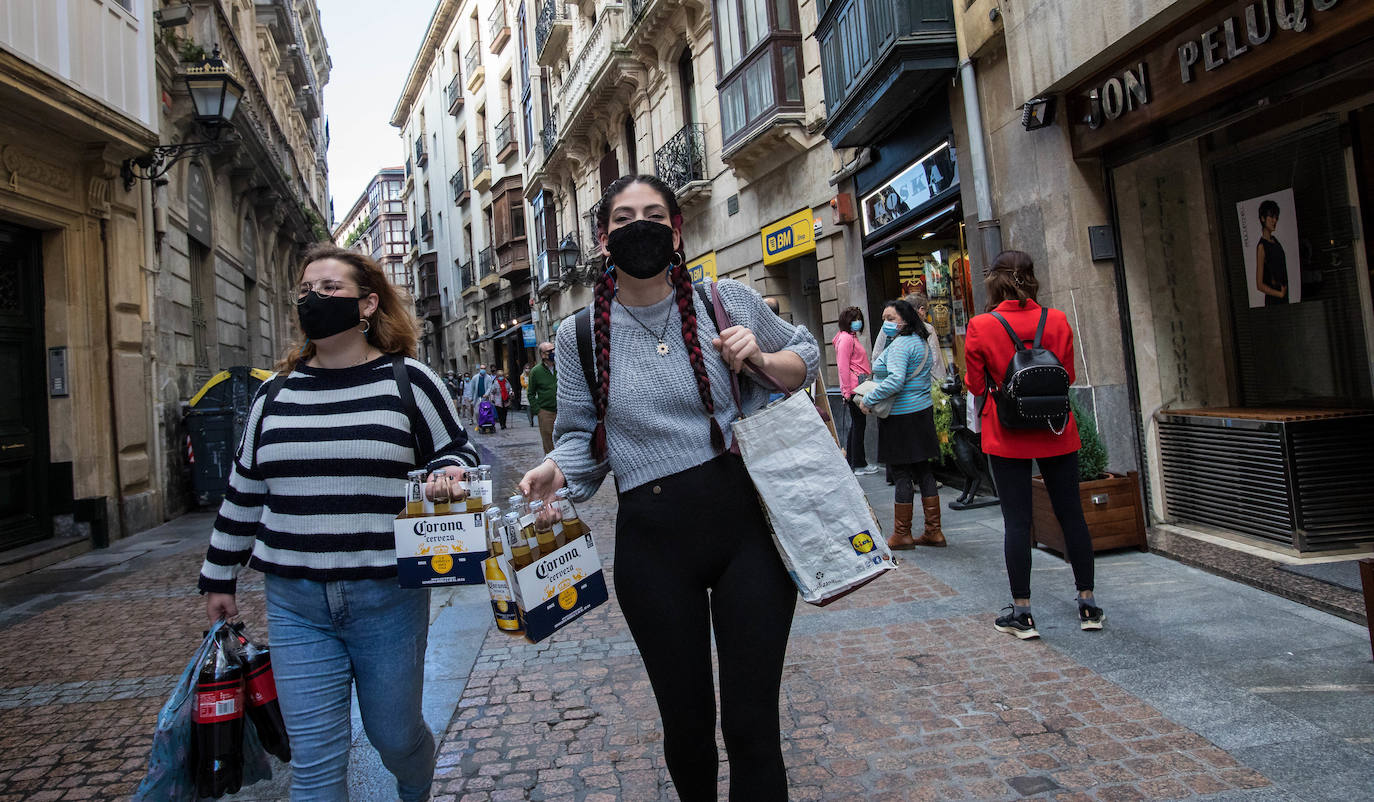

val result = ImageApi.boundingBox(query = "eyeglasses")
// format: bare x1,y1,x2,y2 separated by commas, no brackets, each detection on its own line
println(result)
294,279,369,304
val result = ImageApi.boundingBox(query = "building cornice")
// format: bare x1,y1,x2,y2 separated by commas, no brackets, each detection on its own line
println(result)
390,0,464,128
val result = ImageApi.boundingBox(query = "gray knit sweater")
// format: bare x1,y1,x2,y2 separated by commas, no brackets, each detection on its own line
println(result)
549,279,820,500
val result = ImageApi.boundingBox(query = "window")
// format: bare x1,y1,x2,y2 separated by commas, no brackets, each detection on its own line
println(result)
624,115,637,173
713,0,804,144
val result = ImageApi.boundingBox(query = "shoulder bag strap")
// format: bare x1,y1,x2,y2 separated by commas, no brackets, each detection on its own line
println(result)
989,311,1028,352
392,355,428,461
708,281,790,398
1032,307,1049,348
575,305,597,398
693,282,720,331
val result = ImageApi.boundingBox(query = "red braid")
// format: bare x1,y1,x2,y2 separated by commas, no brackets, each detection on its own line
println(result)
672,263,726,452
590,268,616,462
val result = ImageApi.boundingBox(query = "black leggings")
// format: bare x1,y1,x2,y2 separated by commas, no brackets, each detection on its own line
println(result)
989,452,1095,600
615,454,796,802
845,398,867,469
890,461,937,504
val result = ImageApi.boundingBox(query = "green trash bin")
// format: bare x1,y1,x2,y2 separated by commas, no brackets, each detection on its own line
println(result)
185,367,273,507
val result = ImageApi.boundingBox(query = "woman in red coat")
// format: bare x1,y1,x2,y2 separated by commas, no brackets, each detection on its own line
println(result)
964,250,1104,640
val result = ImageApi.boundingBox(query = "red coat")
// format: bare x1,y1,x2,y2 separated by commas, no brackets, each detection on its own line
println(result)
964,299,1081,459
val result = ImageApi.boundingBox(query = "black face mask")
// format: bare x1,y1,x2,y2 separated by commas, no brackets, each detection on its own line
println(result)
607,219,676,279
297,293,363,341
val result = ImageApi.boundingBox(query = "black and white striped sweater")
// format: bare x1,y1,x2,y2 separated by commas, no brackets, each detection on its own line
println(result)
198,356,479,594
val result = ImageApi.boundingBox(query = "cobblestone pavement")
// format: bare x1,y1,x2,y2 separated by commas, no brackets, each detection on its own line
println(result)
437,422,1374,802
1,411,1370,801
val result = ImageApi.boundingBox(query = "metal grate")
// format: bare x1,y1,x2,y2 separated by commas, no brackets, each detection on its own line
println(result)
1158,418,1293,544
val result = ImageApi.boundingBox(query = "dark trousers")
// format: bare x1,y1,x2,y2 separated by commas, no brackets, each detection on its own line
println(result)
989,452,1095,600
495,405,508,429
845,399,868,469
615,454,796,801
890,461,937,504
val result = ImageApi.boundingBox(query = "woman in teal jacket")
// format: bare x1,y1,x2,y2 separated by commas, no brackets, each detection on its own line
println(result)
859,299,944,549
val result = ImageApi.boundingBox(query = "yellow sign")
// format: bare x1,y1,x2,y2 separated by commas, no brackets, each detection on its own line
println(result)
687,252,717,285
761,209,816,266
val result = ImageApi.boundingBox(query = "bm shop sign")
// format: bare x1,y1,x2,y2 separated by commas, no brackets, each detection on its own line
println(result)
760,209,816,266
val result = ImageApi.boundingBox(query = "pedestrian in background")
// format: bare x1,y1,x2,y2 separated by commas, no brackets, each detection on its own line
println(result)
859,299,944,549
833,306,876,476
528,342,558,453
520,174,818,801
964,249,1104,640
520,364,534,426
464,364,489,425
487,369,511,430
199,243,478,802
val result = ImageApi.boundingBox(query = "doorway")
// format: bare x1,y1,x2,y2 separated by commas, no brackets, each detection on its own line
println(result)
0,223,50,550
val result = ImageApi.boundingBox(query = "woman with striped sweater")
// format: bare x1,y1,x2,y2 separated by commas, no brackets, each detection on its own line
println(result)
859,298,944,550
199,244,477,802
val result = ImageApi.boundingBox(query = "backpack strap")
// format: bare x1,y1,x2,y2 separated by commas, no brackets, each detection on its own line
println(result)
391,355,429,461
247,372,290,473
989,311,1029,352
693,282,720,332
1032,307,1049,349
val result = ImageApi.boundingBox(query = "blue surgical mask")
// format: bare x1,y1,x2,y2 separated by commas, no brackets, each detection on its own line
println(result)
881,321,899,337
850,320,863,332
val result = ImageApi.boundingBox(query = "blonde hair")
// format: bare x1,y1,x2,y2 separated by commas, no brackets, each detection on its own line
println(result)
275,243,419,373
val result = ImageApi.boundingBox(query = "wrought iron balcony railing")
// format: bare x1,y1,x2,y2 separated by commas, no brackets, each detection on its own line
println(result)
654,123,707,194
494,112,516,158
420,211,432,240
450,168,467,199
478,246,495,278
540,118,557,160
458,260,476,290
535,0,568,63
471,141,489,177
446,74,463,115
465,40,482,80
414,138,428,167
488,1,509,52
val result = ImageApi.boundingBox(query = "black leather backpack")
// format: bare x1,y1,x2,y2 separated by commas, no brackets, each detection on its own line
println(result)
988,308,1070,433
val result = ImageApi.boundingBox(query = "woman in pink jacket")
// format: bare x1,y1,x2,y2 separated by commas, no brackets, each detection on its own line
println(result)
834,306,877,475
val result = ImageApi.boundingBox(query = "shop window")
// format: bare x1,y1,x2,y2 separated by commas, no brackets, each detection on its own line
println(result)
1212,120,1371,405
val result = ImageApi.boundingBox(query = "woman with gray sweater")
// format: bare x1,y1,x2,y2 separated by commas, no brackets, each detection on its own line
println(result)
520,175,818,800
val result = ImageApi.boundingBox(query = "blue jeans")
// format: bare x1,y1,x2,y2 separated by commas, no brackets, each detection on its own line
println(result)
264,576,435,802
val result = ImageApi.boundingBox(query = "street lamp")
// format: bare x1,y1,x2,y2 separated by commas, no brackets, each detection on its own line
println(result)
121,47,245,190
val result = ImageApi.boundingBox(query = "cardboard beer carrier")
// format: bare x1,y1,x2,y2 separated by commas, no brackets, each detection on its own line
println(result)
393,468,492,587
492,493,607,643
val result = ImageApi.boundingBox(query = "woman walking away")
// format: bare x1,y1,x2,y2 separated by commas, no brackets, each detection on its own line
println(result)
519,175,818,801
834,306,877,476
199,243,479,801
858,300,944,549
964,249,1103,640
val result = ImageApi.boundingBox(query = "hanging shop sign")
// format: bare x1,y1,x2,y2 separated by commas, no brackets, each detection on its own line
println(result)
860,142,958,236
1068,0,1373,155
522,324,537,347
760,210,816,266
687,251,717,285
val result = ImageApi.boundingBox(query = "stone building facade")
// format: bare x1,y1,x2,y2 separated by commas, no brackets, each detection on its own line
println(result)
393,0,531,377
521,0,847,370
150,0,332,520
0,0,161,564
333,167,409,290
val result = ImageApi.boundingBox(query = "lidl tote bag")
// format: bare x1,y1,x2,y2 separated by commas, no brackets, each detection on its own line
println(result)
709,283,896,605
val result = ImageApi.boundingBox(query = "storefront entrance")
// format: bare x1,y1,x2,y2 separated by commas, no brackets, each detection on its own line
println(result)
0,223,50,550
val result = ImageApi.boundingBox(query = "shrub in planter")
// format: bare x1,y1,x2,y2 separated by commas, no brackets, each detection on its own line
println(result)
1030,398,1148,554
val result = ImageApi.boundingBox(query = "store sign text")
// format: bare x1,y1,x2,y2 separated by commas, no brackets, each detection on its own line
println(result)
1085,64,1150,129
1177,0,1339,84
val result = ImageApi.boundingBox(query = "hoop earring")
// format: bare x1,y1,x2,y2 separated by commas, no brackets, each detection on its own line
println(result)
359,318,371,334
670,252,685,267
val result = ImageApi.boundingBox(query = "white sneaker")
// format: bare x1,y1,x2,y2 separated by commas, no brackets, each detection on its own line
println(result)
854,466,879,476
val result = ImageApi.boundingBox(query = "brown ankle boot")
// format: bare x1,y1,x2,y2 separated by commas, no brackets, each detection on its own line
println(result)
913,497,946,547
887,503,916,549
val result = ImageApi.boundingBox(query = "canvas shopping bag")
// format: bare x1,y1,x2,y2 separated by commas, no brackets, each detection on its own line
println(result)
709,283,896,605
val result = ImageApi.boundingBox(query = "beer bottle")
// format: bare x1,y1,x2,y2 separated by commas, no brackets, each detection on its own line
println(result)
431,473,455,515
503,511,535,569
530,500,557,555
464,466,485,513
403,470,426,517
554,488,584,543
476,464,493,505
483,552,522,635
484,505,503,557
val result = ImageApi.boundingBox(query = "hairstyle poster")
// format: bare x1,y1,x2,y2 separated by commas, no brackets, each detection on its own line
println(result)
1236,188,1301,308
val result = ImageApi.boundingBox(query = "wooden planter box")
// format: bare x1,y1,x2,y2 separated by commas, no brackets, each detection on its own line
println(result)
1031,471,1148,554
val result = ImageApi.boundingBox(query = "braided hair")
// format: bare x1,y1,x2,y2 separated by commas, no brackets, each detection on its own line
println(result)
590,175,723,462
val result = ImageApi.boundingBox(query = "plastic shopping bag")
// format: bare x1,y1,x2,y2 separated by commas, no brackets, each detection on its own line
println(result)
132,621,275,802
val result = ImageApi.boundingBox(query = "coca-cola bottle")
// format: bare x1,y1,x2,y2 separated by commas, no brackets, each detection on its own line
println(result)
191,628,245,798
230,623,291,763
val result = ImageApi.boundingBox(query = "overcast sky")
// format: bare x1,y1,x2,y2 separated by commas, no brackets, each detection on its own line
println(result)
319,0,438,225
